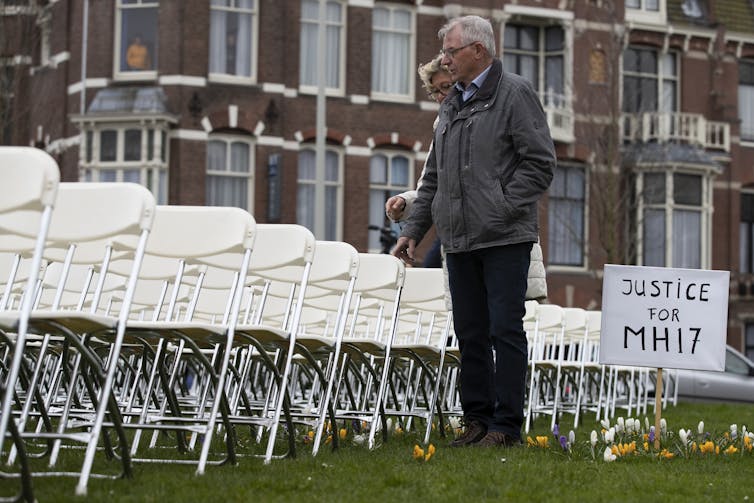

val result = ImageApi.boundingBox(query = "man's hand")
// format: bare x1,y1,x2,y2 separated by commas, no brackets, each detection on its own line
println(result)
392,236,416,265
385,195,407,221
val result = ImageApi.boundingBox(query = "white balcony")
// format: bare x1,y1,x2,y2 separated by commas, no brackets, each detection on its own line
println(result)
621,112,730,152
540,91,574,144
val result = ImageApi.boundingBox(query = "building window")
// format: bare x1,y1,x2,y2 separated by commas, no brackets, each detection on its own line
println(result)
740,61,754,142
209,0,257,82
368,152,412,253
297,148,342,241
503,24,564,106
636,170,710,269
626,0,659,11
115,0,159,77
80,125,169,204
371,5,413,100
740,193,754,274
206,136,254,211
299,0,344,93
548,165,585,266
623,46,677,114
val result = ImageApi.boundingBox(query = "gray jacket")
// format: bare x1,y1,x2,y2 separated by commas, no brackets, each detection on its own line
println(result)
401,59,555,253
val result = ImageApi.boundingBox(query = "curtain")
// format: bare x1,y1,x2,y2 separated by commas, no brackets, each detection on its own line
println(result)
673,210,701,268
236,9,252,77
300,0,340,88
643,209,666,266
372,8,410,95
209,9,226,73
740,84,754,140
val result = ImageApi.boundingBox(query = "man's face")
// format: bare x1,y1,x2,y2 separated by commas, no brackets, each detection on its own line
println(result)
440,25,478,86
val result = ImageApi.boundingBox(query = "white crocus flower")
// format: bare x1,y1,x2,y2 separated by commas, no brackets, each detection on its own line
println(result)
660,418,667,434
603,446,617,462
698,421,705,435
731,424,738,440
569,430,576,445
448,416,461,430
352,434,366,445
600,418,610,430
590,430,599,447
616,417,625,433
679,429,688,445
645,417,650,431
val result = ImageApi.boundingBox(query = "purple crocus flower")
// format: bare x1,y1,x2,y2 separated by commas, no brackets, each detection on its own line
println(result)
553,424,560,438
648,428,655,443
559,435,568,451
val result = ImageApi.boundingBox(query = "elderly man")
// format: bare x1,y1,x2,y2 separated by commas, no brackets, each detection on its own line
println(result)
393,15,555,447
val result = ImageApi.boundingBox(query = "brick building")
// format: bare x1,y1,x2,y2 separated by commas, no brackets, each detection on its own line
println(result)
3,0,754,357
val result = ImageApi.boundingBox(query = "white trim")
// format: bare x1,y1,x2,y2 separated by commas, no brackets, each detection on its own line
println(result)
262,82,286,93
503,4,574,21
342,135,352,146
254,121,265,136
350,94,370,105
173,129,208,141
257,135,284,146
0,55,32,65
345,145,372,156
200,117,213,133
67,78,109,95
159,75,207,87
347,0,373,7
50,51,70,65
228,105,238,128
283,140,300,150
417,5,444,16
46,135,80,155
419,101,440,112
412,141,422,152
208,74,254,86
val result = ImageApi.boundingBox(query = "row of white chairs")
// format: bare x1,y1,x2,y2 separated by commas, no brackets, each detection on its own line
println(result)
0,147,460,500
522,302,676,434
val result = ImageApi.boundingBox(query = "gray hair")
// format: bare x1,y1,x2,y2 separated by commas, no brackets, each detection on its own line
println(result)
438,15,496,58
417,54,447,93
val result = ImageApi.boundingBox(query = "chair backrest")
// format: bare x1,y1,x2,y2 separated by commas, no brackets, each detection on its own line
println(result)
0,147,60,311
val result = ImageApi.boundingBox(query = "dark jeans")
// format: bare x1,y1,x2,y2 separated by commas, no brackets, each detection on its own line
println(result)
445,242,531,439
423,237,442,268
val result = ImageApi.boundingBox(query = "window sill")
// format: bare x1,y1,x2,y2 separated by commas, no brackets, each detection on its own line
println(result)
113,70,158,82
208,74,256,86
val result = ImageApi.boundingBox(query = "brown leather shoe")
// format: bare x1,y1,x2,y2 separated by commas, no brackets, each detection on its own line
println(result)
475,431,522,448
449,419,487,447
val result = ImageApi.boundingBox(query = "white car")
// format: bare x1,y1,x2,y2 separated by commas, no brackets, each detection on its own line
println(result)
666,345,754,403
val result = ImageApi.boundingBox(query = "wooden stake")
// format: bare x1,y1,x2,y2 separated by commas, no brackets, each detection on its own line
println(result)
654,367,663,450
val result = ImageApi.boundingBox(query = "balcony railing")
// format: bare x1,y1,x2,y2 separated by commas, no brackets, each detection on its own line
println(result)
621,112,730,152
540,91,574,144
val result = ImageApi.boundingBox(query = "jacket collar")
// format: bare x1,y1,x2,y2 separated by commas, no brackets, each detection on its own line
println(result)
446,58,503,112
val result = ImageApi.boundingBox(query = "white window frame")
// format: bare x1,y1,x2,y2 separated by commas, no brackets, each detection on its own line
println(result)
79,122,170,204
298,0,346,97
367,150,414,254
625,0,666,25
622,46,678,114
114,0,159,81
208,0,258,85
205,134,255,212
370,4,415,103
739,59,754,143
634,167,713,270
547,163,587,270
297,147,344,241
500,11,574,143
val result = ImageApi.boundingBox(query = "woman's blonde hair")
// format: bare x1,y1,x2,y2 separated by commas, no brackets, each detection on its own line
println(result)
417,54,447,94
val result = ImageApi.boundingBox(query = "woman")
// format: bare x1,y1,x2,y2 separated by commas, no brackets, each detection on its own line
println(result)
385,54,451,268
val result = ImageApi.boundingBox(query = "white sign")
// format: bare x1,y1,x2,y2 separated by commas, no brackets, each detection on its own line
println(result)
600,264,729,371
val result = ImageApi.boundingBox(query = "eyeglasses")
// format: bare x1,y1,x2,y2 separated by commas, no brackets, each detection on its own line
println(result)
440,41,477,59
427,82,454,98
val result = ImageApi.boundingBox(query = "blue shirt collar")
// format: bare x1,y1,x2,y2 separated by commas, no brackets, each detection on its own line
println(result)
455,63,492,101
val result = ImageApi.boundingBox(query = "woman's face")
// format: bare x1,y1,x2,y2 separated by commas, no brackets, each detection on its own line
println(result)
429,71,454,103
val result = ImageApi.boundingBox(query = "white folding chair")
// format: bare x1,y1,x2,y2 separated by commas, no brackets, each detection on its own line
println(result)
117,205,256,476
4,182,156,496
0,147,59,502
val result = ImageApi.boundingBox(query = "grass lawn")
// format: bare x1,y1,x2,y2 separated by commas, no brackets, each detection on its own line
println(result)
5,401,754,502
